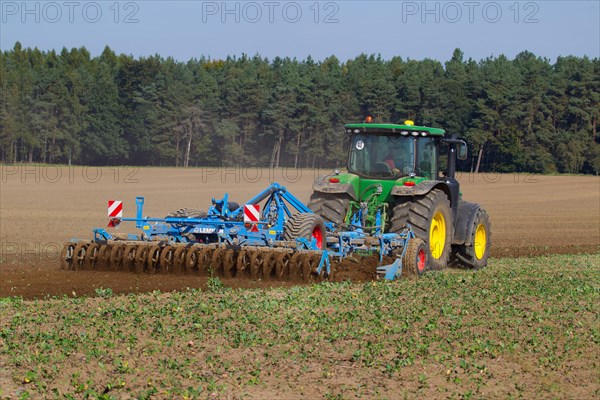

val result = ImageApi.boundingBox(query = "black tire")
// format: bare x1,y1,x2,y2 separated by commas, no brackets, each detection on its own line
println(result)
307,192,350,226
452,208,492,269
283,213,327,250
390,189,453,271
403,238,428,276
166,208,207,219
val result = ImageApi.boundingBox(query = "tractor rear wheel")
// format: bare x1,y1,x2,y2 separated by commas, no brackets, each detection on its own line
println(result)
452,208,492,269
283,213,326,249
307,193,350,226
391,189,453,271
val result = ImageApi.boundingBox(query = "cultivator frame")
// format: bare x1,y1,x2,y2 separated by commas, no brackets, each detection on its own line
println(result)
61,183,426,281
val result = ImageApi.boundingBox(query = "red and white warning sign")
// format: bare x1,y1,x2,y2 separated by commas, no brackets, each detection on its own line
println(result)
244,204,260,232
243,204,260,223
107,200,123,228
108,200,123,218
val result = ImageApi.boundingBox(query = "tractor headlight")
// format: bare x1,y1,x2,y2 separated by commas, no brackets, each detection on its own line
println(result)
401,131,409,136
411,131,419,136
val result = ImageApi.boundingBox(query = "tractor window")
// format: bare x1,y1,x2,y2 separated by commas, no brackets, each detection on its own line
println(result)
348,134,415,178
415,138,437,180
348,134,437,179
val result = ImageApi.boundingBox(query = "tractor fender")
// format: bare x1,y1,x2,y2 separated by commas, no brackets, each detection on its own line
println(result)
313,177,358,200
391,181,453,204
452,201,481,245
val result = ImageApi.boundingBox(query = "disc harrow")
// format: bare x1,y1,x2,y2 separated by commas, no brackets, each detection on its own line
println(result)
61,183,427,281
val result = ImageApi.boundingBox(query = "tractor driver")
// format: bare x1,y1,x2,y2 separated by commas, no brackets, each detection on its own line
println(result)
383,142,402,175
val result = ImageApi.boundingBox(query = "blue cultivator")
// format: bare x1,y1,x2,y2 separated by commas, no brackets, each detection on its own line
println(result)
60,183,428,281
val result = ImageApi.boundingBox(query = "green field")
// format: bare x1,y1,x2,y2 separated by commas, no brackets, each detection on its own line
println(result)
1,254,599,399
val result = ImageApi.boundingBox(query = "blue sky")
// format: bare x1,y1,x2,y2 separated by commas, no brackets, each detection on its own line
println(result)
1,1,599,62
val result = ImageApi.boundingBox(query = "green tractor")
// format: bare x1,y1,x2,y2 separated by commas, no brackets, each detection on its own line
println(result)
308,119,491,273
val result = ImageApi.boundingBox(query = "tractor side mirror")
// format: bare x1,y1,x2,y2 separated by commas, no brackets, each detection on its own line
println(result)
457,141,468,160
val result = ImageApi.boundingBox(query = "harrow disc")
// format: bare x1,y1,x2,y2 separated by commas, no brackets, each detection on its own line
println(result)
147,245,161,273
223,249,237,278
289,253,303,280
109,244,125,271
135,245,149,273
196,247,213,276
173,246,187,274
123,244,138,272
301,253,320,282
262,252,277,280
97,245,111,270
210,248,224,276
84,243,100,270
60,242,75,271
250,251,267,279
185,246,199,273
72,243,87,271
236,250,252,278
159,245,175,273
275,252,291,279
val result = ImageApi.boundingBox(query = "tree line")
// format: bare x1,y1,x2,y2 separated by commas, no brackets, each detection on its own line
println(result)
1,43,598,174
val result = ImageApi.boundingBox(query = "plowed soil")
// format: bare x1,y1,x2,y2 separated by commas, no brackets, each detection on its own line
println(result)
1,166,598,299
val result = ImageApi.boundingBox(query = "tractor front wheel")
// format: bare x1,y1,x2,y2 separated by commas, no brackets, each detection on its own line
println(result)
453,208,492,270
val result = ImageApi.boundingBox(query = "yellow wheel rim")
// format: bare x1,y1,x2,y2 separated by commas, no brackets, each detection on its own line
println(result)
474,224,487,260
429,211,446,259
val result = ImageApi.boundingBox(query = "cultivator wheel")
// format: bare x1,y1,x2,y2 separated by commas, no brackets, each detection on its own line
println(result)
403,238,428,276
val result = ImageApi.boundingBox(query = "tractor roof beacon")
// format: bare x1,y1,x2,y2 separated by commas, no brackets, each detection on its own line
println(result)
308,119,492,271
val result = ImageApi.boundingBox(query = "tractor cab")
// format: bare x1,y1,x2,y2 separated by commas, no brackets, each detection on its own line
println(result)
344,120,446,181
